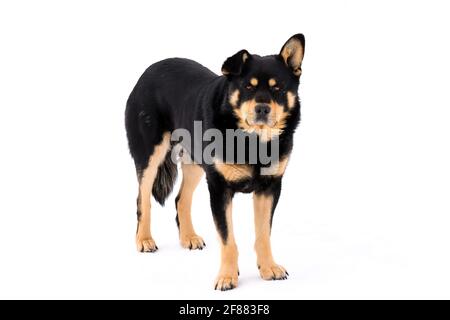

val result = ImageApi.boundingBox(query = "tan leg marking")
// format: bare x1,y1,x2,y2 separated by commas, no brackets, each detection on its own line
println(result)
177,163,205,250
136,133,171,252
253,194,288,280
215,201,239,290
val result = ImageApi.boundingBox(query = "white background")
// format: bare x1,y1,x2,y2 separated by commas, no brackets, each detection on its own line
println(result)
0,0,449,299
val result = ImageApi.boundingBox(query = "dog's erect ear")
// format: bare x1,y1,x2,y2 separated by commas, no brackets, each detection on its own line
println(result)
221,49,250,76
279,34,305,77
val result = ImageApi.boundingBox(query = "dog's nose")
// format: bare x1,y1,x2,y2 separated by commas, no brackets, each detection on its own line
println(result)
255,104,271,115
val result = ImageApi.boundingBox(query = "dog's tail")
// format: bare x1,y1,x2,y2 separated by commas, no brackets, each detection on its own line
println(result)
152,151,178,206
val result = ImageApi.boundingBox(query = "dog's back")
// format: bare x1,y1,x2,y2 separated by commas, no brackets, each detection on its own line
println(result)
125,58,226,206
127,58,218,119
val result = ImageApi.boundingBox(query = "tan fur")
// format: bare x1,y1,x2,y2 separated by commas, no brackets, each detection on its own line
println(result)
262,155,290,176
229,89,240,107
233,99,254,131
281,38,304,72
287,91,297,109
268,78,277,87
136,133,171,252
215,201,239,290
270,101,288,132
275,156,289,176
233,99,289,142
242,52,249,63
214,159,253,182
177,163,205,249
250,77,258,87
253,194,287,280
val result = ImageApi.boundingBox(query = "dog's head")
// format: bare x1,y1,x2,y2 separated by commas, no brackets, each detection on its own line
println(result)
222,34,305,141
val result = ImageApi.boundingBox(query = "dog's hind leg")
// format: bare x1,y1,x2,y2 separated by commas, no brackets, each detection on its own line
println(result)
136,133,171,252
175,163,205,250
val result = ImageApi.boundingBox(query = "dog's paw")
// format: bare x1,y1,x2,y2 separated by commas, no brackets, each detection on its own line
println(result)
259,264,288,280
214,273,238,291
180,234,205,250
136,238,158,253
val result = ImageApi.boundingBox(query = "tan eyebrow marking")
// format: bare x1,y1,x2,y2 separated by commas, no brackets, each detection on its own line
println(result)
268,78,277,87
250,78,258,86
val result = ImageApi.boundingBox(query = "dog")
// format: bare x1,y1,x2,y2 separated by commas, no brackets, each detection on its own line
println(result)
125,34,305,290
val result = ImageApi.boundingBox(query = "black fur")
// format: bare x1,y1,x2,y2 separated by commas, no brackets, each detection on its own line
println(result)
222,49,250,75
174,194,180,229
126,34,305,245
152,151,177,206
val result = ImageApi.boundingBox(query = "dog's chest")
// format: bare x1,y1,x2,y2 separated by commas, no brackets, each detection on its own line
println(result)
213,161,286,193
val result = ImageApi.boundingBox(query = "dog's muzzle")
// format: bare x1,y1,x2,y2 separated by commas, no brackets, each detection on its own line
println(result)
254,104,271,123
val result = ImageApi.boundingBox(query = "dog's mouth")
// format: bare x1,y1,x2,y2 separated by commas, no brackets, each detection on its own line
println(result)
243,118,282,142
234,104,286,141
245,118,277,129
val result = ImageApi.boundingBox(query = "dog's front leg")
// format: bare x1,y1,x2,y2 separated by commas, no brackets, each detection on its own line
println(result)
253,179,288,280
208,182,238,291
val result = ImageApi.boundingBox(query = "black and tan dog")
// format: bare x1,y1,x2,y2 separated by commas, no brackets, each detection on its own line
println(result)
125,34,305,290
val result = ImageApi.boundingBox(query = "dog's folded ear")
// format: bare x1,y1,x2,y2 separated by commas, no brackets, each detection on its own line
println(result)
279,34,305,77
221,49,250,76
